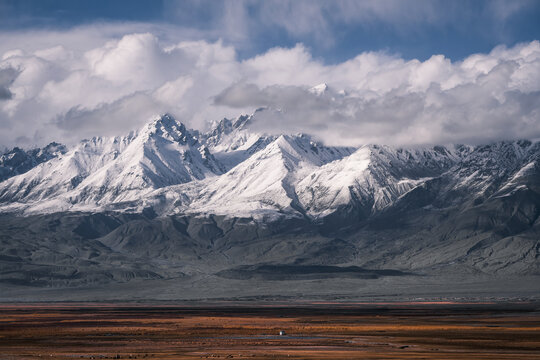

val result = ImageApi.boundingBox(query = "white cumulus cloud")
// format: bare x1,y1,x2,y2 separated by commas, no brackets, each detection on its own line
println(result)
0,26,539,148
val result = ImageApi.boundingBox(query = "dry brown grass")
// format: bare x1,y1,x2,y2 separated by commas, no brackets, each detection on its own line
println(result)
0,303,538,359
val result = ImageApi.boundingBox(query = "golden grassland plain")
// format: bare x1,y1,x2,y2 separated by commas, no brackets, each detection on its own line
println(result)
0,302,539,359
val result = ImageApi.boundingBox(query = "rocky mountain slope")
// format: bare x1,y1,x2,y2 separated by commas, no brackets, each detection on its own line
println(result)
0,114,224,212
0,113,538,300
0,142,66,182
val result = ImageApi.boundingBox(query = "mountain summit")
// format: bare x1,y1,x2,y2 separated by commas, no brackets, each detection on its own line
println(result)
0,113,539,300
0,113,537,222
0,114,224,211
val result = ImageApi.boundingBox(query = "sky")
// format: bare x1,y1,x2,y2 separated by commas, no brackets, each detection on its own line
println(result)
0,0,539,148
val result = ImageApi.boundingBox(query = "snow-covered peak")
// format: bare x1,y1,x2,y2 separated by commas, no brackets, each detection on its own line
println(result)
267,134,355,167
0,142,67,182
0,114,225,209
140,113,194,144
202,114,254,148
1,110,538,222
438,140,540,202
199,112,275,171
296,144,464,218
309,83,328,96
168,133,355,218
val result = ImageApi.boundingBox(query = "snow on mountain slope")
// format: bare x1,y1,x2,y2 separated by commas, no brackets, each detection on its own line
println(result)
429,140,540,205
0,114,224,210
309,83,329,96
296,144,467,218
182,134,355,218
0,108,538,224
198,110,276,171
71,114,224,204
0,142,67,182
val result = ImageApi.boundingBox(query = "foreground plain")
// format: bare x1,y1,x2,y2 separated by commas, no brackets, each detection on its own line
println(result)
0,303,539,359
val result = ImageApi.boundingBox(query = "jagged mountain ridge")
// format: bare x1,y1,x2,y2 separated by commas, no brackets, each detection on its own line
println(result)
0,113,356,216
0,113,537,224
0,142,67,182
196,111,277,171
0,114,224,211
1,113,539,297
296,144,469,219
179,133,356,218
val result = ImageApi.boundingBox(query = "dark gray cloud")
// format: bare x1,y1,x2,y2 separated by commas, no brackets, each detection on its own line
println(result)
54,92,167,140
214,83,267,107
0,67,18,100
214,70,540,146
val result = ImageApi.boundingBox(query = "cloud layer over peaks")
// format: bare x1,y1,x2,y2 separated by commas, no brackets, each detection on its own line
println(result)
0,29,539,148
216,42,540,145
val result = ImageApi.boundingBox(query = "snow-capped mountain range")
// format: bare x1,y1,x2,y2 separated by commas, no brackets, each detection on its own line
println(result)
0,111,538,224
1,111,540,297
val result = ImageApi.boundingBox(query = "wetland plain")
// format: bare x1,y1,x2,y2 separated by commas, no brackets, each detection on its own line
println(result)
0,302,539,359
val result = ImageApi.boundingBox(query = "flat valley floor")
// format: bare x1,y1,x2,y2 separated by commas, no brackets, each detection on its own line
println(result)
0,302,539,359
